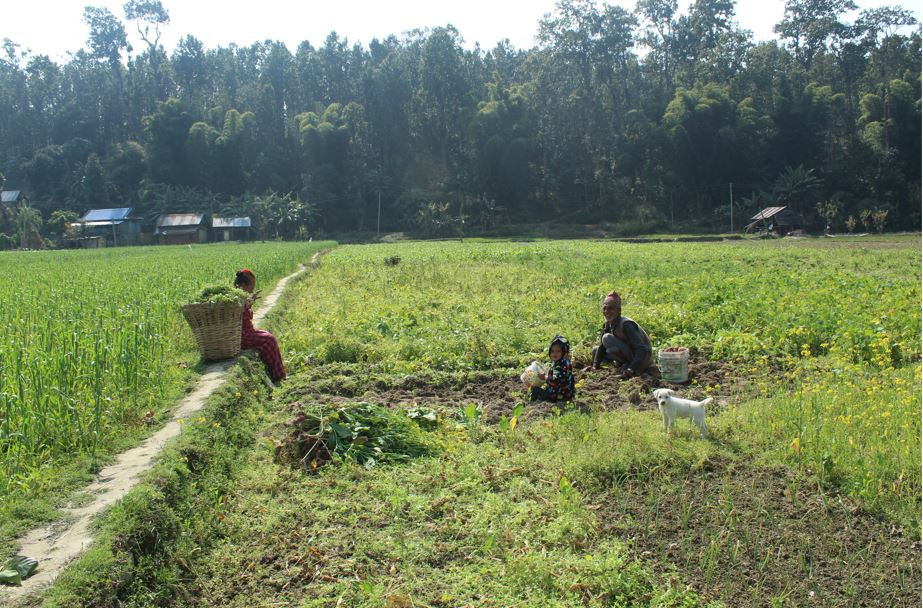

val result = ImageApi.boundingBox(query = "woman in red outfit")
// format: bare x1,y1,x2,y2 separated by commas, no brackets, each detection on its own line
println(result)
234,269,286,381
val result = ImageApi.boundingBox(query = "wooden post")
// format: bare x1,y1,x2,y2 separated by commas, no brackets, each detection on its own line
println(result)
670,191,674,229
729,182,734,233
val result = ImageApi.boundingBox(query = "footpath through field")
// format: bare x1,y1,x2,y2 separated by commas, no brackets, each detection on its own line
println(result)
0,250,327,603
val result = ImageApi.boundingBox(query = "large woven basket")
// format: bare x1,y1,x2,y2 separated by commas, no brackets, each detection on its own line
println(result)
181,300,243,361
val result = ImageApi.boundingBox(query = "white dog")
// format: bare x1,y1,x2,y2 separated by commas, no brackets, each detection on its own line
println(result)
652,388,711,438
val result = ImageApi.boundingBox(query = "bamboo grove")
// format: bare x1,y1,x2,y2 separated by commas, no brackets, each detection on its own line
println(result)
0,0,919,241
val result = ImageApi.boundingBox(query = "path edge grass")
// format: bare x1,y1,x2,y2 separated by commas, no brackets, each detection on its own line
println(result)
0,359,200,560
23,355,272,608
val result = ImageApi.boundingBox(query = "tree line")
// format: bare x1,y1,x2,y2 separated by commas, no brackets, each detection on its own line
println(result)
0,0,919,244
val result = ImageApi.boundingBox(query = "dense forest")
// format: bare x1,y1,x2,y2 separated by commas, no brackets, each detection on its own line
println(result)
0,0,919,243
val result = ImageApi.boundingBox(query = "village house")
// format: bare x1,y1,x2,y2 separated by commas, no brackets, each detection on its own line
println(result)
1,190,23,205
155,213,209,245
73,208,141,247
211,216,252,241
745,206,804,236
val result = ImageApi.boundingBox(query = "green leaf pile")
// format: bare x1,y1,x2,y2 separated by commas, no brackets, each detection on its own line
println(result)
0,555,38,586
190,284,249,305
274,402,435,471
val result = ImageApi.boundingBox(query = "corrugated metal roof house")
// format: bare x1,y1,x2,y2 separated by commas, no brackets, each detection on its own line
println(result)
82,207,133,223
212,216,251,241
745,206,803,234
75,208,140,246
1,191,22,204
155,213,208,245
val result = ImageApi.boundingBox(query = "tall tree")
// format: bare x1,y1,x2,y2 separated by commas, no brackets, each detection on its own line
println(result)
635,0,678,95
774,0,857,70
123,0,170,51
413,27,471,174
82,6,130,143
171,35,210,111
142,97,193,184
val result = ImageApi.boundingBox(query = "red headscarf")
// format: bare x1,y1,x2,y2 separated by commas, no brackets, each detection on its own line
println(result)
235,268,255,287
603,291,621,316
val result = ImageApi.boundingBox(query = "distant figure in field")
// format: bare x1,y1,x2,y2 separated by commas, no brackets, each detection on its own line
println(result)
235,269,286,382
591,291,652,377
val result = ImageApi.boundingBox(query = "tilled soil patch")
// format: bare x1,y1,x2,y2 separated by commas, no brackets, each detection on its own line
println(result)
283,357,764,425
595,460,921,607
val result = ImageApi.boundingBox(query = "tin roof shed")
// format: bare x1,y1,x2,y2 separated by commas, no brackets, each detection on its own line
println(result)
1,191,22,203
157,213,205,227
749,206,787,222
81,208,134,224
155,213,206,235
212,216,251,228
745,206,803,232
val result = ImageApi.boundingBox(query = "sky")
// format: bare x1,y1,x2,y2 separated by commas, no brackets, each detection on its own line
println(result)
4,0,921,62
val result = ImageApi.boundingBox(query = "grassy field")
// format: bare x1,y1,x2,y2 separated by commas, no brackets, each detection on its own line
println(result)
0,241,331,552
277,239,919,371
10,236,922,607
169,237,919,607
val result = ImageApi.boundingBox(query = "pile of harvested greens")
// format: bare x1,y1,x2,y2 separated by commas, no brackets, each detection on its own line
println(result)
189,284,249,305
274,402,436,471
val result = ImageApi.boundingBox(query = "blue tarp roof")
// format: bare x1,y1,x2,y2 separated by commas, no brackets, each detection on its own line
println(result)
81,208,133,222
1,191,21,203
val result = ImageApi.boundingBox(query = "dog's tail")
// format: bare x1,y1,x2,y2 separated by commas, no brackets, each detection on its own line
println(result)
701,398,713,408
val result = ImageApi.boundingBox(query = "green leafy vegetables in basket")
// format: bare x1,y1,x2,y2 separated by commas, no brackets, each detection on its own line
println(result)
190,284,249,305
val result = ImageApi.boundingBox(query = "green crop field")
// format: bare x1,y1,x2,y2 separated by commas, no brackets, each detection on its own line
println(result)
237,237,916,607
275,239,920,525
6,236,921,607
0,241,330,539
279,239,920,370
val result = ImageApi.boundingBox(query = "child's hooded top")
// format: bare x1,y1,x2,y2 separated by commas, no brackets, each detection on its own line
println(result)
545,335,575,401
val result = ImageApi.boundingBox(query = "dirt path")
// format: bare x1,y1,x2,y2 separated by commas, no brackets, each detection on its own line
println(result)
1,251,325,603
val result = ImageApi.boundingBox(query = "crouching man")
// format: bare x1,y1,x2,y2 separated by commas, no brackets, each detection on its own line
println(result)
591,291,652,378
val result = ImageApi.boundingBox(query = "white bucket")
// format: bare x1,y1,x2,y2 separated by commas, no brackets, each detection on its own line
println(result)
658,347,689,383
